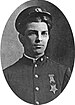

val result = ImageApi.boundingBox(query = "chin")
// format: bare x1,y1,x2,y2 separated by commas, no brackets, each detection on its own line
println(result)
34,50,45,55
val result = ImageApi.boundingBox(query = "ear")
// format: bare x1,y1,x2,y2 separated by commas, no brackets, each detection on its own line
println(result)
18,34,24,44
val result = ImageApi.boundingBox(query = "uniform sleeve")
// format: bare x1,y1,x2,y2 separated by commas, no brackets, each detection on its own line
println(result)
61,67,71,92
3,69,10,83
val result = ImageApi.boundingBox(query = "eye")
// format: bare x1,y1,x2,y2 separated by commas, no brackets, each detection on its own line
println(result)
42,31,48,36
28,31,37,36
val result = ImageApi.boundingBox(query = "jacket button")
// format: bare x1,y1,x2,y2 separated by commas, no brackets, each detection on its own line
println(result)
35,87,39,91
46,56,49,59
41,58,43,61
35,101,39,105
35,74,39,78
35,64,37,67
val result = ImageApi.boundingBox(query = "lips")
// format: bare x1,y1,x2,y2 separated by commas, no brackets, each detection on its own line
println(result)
33,44,44,49
34,44,44,47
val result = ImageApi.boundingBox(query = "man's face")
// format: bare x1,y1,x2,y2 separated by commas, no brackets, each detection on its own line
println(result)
23,22,49,56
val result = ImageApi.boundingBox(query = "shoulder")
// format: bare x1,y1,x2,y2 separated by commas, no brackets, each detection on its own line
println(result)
3,56,24,76
48,58,71,76
3,56,25,83
47,57,71,78
47,57,67,72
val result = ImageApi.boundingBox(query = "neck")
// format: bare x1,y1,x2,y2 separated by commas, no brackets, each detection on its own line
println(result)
24,48,45,59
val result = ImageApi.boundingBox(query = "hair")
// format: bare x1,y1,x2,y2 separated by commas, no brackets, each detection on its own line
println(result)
19,12,52,35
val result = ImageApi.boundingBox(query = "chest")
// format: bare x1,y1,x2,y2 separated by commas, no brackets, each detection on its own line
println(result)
9,61,66,104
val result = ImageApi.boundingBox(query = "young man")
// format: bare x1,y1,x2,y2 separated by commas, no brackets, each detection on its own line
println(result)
3,6,71,105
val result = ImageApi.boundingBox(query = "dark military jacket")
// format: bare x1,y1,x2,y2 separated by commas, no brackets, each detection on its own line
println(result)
3,55,71,105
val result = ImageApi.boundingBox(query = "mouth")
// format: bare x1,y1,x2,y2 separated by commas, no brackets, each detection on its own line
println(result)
33,44,44,49
34,44,44,47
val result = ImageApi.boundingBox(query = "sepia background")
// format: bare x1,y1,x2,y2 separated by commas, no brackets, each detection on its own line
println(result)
1,0,74,70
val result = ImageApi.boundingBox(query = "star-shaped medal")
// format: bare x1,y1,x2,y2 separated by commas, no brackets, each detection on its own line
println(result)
50,84,58,94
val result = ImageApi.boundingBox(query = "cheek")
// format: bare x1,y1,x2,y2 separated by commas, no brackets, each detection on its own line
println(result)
28,36,36,43
43,36,49,44
23,37,31,47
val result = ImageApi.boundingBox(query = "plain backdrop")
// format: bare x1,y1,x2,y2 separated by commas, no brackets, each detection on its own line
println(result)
0,0,75,105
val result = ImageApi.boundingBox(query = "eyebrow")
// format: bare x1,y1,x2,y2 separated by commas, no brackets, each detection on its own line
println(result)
42,31,48,33
28,30,37,33
26,30,48,33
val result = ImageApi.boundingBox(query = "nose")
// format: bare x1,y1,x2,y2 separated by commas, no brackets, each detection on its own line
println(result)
35,32,42,43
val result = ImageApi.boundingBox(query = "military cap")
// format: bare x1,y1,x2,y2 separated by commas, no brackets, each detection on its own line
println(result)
15,6,52,34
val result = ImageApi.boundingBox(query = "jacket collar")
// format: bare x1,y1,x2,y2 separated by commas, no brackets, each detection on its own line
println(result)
20,53,49,66
23,53,45,63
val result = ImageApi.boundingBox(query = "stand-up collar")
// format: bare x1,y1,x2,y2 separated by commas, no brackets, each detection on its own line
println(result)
20,53,49,66
24,53,45,63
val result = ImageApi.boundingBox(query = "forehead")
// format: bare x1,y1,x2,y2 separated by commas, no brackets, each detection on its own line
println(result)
26,22,48,31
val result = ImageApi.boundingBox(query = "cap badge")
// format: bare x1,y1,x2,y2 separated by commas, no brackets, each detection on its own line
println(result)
35,8,42,12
